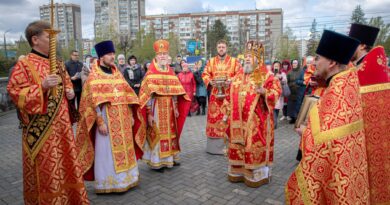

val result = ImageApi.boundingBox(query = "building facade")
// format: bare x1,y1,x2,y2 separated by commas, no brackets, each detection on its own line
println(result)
82,39,95,57
141,9,283,59
94,0,145,40
39,3,82,51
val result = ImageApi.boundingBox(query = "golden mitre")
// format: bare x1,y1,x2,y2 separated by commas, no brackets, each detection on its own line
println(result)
153,39,170,53
244,40,265,64
244,40,267,86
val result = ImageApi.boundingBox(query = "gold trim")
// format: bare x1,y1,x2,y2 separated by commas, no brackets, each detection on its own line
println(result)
89,79,128,85
21,58,45,112
308,102,364,145
95,180,139,194
18,87,30,109
244,177,269,188
360,82,390,94
315,119,364,145
142,159,174,169
27,81,65,160
296,165,311,205
228,174,244,183
285,183,291,205
106,105,136,174
92,92,136,98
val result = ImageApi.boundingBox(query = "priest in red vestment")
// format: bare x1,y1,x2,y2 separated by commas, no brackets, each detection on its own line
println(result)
75,40,145,193
285,30,370,204
202,39,241,154
138,40,191,171
7,20,89,204
349,23,390,205
222,41,281,187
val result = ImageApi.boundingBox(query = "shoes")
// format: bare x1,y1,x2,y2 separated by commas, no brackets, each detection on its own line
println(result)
154,168,165,173
173,161,181,166
279,116,286,121
286,116,292,121
289,118,296,124
196,109,201,115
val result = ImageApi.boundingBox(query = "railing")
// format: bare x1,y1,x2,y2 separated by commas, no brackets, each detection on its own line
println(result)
0,77,14,113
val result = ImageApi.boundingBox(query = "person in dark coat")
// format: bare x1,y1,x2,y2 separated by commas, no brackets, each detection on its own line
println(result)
65,50,83,109
123,55,144,95
193,59,208,115
295,64,307,115
286,59,302,124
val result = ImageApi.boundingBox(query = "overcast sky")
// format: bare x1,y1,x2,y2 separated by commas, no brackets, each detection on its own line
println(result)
0,0,389,43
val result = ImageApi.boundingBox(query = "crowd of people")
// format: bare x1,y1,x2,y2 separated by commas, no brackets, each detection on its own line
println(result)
6,19,390,205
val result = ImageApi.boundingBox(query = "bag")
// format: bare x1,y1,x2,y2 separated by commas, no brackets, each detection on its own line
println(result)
295,95,319,128
282,83,291,97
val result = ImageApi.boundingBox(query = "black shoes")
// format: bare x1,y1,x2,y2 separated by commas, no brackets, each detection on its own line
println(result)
173,161,181,166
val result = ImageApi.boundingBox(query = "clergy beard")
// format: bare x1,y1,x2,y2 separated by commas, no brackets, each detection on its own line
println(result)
158,60,167,69
159,64,166,70
244,64,253,74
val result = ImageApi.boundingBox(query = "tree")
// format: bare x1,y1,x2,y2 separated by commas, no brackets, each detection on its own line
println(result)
59,38,76,61
129,29,156,63
383,35,390,56
276,26,299,60
207,20,229,57
306,19,319,56
167,32,180,58
16,35,30,57
118,35,131,58
369,16,390,46
351,5,367,24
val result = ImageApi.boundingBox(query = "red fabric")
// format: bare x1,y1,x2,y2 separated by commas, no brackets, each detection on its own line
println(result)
357,46,390,86
177,96,192,139
190,98,199,113
83,124,95,181
357,46,390,204
138,60,191,147
178,71,196,100
75,63,144,181
132,105,144,160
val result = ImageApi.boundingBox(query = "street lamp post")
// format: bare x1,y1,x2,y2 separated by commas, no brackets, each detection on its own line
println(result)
3,29,11,60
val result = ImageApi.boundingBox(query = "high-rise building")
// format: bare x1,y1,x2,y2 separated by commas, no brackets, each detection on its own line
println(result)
94,0,145,40
39,3,82,51
82,39,95,56
141,9,283,59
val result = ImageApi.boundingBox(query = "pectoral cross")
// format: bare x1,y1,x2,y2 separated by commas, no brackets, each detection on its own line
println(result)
113,88,119,97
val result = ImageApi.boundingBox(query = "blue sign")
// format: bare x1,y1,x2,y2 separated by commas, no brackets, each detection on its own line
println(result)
186,40,202,54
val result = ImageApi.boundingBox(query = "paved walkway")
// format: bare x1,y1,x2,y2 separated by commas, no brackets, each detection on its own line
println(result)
0,111,300,205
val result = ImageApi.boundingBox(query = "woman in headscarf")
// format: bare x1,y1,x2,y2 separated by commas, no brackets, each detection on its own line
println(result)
286,59,302,124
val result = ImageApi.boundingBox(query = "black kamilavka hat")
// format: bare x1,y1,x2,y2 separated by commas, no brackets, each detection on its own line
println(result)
349,23,379,46
316,30,360,65
95,40,115,58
